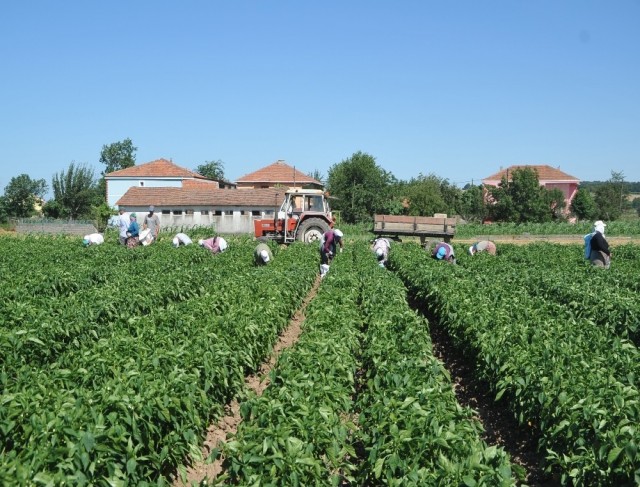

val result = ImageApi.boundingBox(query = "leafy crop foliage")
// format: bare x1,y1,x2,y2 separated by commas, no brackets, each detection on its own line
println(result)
219,243,516,485
0,236,317,485
391,242,640,485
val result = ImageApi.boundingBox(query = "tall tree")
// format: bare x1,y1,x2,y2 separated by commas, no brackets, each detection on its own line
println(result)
52,163,96,219
400,174,452,216
3,174,47,218
488,167,552,223
457,184,487,222
196,160,225,180
594,171,630,221
327,151,396,224
570,188,597,221
99,138,137,174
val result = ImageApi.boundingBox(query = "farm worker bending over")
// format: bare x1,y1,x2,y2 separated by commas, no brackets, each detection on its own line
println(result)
589,220,611,269
372,237,391,267
432,242,456,264
199,236,228,255
83,233,104,247
468,240,497,256
143,206,160,243
254,242,273,265
319,228,344,278
118,207,129,245
126,213,140,248
172,233,192,247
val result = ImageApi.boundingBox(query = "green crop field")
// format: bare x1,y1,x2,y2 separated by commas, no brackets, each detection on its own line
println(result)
1,235,639,485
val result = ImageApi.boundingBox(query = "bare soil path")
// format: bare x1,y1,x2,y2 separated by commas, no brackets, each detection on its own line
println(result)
172,276,322,486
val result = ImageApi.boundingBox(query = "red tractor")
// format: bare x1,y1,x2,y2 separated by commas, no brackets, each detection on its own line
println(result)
253,188,334,244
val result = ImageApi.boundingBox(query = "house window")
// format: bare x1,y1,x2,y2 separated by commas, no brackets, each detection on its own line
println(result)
240,210,246,215
173,209,183,215
265,210,274,216
251,210,261,216
214,210,223,216
201,210,209,216
162,209,171,215
185,209,194,215
139,181,145,187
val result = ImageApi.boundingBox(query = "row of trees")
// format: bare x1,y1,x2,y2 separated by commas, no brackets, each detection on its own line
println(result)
0,139,228,225
0,145,633,226
325,152,635,224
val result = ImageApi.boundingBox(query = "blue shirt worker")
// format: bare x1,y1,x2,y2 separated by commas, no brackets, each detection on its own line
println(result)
126,213,140,248
432,242,456,264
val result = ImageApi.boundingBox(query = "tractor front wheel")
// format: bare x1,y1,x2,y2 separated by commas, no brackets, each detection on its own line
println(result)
296,218,329,243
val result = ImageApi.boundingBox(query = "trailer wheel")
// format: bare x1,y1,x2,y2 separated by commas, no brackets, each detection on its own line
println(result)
297,218,329,243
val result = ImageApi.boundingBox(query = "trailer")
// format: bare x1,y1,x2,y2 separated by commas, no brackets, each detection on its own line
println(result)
372,214,457,245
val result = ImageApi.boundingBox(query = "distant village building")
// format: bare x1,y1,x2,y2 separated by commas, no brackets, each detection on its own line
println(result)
108,158,320,233
236,160,322,189
105,158,232,208
482,165,580,213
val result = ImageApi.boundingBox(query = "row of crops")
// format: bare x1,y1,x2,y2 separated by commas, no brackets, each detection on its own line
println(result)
391,242,640,486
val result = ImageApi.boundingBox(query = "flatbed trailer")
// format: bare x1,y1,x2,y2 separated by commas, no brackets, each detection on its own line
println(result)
373,214,456,244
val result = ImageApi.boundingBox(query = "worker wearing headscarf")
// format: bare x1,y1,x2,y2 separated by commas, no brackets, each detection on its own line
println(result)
199,236,228,255
126,213,140,248
589,220,611,268
468,240,497,256
254,242,274,265
432,242,456,264
372,237,391,267
172,233,192,247
82,233,104,247
319,228,344,278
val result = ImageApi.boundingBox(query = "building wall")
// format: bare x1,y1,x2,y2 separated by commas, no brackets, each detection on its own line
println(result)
121,206,275,234
106,178,182,207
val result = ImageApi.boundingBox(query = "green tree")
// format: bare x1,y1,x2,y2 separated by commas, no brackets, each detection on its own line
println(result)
327,151,396,224
458,184,487,222
594,171,630,221
570,188,597,221
3,174,48,218
400,174,458,216
100,138,137,174
488,167,552,223
97,138,137,203
196,160,225,180
51,163,97,219
545,187,567,221
0,196,8,223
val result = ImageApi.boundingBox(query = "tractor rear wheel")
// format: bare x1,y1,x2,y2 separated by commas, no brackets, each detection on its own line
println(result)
297,218,329,243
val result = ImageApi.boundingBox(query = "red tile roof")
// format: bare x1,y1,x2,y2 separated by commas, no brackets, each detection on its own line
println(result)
116,186,285,207
106,158,210,180
236,160,320,185
483,165,579,183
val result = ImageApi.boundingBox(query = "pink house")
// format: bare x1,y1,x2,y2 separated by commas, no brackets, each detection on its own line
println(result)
482,165,580,214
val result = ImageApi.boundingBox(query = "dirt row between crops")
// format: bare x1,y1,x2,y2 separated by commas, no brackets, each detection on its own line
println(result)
419,309,558,487
172,258,567,486
172,276,322,486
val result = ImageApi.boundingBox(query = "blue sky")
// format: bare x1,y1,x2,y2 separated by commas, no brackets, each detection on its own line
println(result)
1,1,638,198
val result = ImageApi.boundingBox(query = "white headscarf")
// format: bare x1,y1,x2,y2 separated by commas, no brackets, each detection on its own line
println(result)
594,220,606,235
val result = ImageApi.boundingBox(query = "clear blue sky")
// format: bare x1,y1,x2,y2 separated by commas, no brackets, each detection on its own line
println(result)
1,1,638,198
